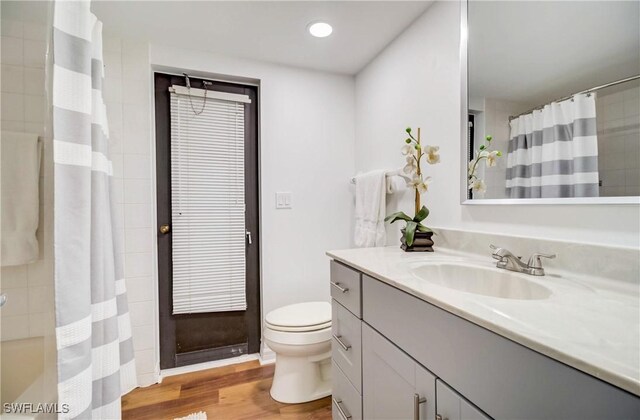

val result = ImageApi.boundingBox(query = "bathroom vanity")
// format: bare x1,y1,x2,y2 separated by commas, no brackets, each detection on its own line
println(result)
327,246,640,420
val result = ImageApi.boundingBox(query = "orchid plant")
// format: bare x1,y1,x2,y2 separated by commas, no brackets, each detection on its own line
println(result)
384,127,440,247
468,135,502,194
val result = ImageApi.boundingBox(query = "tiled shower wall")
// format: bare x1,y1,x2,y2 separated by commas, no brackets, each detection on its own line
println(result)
0,18,54,341
102,36,158,387
596,84,640,196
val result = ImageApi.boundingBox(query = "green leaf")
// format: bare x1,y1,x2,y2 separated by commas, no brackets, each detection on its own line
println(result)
416,225,433,233
405,221,417,246
384,211,412,223
413,206,430,222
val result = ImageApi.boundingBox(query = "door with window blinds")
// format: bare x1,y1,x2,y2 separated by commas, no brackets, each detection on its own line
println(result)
170,87,250,314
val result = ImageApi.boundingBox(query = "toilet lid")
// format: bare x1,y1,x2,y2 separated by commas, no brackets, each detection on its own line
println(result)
265,301,331,332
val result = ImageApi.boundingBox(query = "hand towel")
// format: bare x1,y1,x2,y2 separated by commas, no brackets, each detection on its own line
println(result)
354,170,387,248
386,175,408,194
1,131,41,266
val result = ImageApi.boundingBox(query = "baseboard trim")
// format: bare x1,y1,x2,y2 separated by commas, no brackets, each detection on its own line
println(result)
259,345,276,365
160,353,260,380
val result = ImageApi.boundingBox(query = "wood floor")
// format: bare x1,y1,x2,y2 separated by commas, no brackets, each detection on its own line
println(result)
122,361,332,420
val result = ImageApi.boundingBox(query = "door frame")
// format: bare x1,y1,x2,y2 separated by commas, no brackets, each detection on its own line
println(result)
150,68,262,370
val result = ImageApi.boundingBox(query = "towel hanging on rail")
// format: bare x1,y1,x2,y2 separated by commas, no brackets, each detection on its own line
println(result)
354,170,387,248
1,131,41,266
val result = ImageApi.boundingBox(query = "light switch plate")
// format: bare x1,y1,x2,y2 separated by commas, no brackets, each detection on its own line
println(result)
276,192,292,209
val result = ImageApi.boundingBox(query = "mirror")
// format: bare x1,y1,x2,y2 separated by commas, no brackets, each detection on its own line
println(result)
463,1,640,203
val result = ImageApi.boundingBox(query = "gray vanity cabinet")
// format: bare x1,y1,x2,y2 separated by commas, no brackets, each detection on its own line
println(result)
362,323,436,420
329,258,640,420
436,380,490,420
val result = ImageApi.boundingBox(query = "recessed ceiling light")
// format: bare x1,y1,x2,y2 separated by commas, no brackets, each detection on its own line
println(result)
308,22,333,38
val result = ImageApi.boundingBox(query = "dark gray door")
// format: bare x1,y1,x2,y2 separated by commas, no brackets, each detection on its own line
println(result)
154,72,261,368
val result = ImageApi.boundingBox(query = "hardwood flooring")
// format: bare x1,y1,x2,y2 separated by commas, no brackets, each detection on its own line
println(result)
122,361,332,420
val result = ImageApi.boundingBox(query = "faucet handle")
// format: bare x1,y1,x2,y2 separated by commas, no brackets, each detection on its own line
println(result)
527,252,556,268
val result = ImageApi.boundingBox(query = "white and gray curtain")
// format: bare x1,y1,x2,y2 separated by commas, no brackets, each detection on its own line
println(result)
53,1,137,418
506,93,599,198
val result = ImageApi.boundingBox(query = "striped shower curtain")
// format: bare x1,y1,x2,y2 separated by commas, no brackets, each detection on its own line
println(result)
52,1,137,418
506,93,599,198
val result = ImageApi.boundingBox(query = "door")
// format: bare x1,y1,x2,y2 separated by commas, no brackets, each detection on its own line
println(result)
436,380,492,420
362,323,436,420
154,72,260,369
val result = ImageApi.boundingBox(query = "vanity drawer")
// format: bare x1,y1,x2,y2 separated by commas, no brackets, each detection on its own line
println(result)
332,361,362,420
332,300,362,393
330,260,361,317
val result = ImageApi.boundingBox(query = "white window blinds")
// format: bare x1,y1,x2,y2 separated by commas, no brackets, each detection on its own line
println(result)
170,86,250,314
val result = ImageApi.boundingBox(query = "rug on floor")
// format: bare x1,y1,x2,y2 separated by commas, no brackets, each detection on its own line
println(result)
174,412,207,420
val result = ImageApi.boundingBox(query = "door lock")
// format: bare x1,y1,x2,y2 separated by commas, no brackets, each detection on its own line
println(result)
159,224,171,234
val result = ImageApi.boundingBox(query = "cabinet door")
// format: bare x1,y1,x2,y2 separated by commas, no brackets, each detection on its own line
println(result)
436,380,491,420
363,323,436,420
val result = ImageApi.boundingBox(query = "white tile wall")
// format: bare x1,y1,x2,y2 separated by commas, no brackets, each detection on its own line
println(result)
1,19,53,342
103,36,157,387
597,85,640,196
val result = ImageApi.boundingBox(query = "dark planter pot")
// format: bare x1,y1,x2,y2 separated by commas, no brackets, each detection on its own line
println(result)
400,228,434,252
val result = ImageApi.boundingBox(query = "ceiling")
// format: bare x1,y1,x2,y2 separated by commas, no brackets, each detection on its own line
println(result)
91,1,433,75
468,1,640,106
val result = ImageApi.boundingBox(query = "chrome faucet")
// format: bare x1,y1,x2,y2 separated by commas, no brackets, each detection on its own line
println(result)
490,245,556,276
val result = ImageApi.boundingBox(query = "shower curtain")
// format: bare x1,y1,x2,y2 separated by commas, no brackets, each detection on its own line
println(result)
506,93,599,198
52,1,137,418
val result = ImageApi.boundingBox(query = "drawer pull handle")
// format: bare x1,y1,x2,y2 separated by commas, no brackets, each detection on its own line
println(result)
331,281,349,293
333,334,351,351
413,393,426,420
333,398,352,420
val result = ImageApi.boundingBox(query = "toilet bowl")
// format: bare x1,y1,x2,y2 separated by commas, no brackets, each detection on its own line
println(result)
264,301,332,404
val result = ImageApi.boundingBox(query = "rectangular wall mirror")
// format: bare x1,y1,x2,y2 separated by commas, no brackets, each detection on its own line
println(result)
461,0,640,205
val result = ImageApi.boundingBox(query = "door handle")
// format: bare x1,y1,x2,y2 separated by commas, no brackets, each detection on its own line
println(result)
0,294,6,308
413,393,426,420
159,224,170,234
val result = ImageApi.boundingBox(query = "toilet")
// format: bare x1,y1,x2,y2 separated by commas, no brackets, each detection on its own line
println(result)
264,301,332,404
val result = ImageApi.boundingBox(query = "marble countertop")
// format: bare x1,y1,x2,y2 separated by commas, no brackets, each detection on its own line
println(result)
326,246,640,396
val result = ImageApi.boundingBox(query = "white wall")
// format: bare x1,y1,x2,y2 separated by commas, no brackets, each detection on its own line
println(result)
355,0,640,249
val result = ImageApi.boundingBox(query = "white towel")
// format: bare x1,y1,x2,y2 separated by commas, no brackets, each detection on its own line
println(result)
1,131,41,266
386,175,408,194
354,170,387,248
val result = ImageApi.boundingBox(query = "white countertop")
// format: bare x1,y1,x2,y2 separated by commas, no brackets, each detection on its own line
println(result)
326,246,640,396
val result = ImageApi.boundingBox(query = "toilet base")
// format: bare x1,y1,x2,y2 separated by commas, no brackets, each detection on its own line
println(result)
269,351,332,404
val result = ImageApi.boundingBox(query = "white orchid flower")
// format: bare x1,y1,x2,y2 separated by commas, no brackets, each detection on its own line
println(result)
409,175,431,194
486,151,499,168
403,155,417,174
425,145,440,164
470,178,487,194
401,144,414,156
417,176,432,194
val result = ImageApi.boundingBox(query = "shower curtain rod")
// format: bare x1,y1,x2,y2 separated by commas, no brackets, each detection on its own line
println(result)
508,74,640,121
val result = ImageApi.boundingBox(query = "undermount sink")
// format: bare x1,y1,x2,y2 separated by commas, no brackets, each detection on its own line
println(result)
411,262,552,300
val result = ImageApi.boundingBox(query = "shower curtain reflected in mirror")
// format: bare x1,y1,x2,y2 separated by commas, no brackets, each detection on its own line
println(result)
506,93,599,198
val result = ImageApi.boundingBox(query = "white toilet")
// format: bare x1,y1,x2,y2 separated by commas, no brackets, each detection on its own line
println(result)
264,301,332,404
